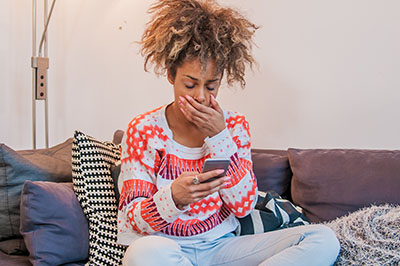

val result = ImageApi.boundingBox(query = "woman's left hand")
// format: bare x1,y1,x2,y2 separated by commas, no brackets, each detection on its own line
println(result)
179,95,226,138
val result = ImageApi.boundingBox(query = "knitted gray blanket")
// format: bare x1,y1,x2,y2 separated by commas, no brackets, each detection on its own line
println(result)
325,204,400,266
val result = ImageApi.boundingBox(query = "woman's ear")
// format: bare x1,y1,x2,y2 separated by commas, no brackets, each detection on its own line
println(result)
167,69,174,85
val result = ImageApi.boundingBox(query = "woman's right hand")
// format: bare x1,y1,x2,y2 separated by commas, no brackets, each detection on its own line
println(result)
170,170,229,209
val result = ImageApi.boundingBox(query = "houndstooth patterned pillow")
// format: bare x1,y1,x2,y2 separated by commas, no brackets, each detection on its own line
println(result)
72,130,126,266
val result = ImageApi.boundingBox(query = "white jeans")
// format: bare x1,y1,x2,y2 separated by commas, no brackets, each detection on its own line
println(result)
122,224,340,266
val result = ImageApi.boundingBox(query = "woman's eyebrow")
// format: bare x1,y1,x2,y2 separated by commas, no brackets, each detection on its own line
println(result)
184,75,220,82
207,78,220,82
184,75,198,81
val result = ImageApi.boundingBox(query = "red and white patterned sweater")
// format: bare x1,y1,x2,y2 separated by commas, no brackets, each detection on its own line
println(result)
117,105,258,245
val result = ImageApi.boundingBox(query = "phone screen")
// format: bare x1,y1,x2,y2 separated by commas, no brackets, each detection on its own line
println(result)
201,159,230,183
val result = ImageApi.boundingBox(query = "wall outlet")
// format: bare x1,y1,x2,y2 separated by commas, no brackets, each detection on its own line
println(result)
32,57,49,100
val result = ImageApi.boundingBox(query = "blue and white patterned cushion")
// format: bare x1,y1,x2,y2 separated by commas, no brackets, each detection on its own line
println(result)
237,191,309,235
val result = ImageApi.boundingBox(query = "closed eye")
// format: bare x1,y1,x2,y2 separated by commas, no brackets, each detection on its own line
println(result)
206,82,218,91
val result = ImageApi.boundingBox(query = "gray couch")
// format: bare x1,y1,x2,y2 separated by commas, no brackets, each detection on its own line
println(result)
1,131,399,265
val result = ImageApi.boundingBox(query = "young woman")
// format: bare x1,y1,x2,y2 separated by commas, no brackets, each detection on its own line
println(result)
118,1,340,265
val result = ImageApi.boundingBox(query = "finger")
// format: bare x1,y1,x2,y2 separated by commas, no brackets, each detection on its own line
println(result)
179,104,194,122
197,169,225,183
192,180,229,199
208,175,229,187
179,96,208,122
178,171,199,184
210,94,223,114
193,176,227,193
197,175,229,191
184,105,209,126
185,95,214,115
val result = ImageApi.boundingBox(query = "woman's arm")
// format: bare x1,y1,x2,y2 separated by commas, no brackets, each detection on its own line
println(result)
178,95,258,218
204,113,258,218
118,119,184,235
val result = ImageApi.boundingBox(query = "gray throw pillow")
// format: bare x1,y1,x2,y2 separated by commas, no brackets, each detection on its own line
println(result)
0,139,72,241
20,181,89,266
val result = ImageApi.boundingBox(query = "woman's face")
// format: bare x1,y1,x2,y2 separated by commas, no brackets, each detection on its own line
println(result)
168,58,222,107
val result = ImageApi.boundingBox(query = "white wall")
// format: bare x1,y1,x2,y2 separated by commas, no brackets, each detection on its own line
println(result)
2,0,400,150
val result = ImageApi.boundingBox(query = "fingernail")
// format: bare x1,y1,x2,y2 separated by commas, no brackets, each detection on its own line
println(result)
179,96,185,101
217,169,225,174
178,100,183,106
180,107,185,113
185,95,192,100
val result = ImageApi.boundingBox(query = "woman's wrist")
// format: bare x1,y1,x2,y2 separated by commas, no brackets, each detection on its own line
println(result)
208,126,226,138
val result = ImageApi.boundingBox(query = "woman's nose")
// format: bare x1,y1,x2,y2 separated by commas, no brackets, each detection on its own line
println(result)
193,88,206,104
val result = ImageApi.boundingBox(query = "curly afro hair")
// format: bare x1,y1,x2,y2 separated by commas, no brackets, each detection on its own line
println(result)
140,0,258,88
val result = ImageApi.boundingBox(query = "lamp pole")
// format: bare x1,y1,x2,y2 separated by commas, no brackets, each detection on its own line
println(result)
32,0,55,149
32,0,37,149
44,0,49,149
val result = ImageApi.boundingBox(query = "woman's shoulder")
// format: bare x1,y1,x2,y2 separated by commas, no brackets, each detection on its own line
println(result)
127,105,166,131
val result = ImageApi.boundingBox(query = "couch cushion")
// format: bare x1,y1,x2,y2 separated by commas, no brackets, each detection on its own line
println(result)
72,131,126,266
251,149,292,197
288,148,400,222
0,139,72,242
20,181,89,266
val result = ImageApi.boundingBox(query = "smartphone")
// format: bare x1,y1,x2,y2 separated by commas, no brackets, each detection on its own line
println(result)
201,158,230,183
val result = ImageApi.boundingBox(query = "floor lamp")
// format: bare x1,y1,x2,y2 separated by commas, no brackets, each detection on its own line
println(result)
31,0,57,149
